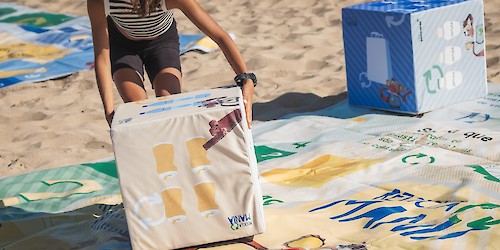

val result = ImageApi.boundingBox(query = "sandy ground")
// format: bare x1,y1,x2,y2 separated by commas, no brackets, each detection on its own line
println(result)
1,0,499,177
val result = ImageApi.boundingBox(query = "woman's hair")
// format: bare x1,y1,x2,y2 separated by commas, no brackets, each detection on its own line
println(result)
130,0,162,17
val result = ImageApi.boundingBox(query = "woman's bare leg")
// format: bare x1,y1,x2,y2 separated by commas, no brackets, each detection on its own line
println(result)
153,67,182,97
113,68,148,102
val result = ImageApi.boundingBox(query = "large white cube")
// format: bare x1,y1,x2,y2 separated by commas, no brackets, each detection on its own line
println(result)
110,87,265,249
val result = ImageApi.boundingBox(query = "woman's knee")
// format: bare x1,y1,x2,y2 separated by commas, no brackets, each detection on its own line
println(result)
113,68,147,102
153,67,182,97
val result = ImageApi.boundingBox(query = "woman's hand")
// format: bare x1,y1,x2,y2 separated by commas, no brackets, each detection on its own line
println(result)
241,79,254,129
168,0,255,128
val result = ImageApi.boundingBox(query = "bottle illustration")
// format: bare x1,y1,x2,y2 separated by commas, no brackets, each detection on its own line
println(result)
186,137,211,174
438,46,462,65
153,142,177,180
194,181,220,218
160,187,187,224
436,21,461,40
366,32,392,85
438,71,463,90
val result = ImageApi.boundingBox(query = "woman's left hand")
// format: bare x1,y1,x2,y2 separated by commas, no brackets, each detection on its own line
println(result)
241,79,254,129
169,0,255,128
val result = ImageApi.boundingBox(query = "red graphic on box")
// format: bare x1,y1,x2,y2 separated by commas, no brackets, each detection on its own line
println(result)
203,109,242,150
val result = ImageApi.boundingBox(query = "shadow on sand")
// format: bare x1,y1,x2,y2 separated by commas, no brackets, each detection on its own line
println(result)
253,91,349,122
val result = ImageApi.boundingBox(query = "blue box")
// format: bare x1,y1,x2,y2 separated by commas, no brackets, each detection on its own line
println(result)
342,0,487,114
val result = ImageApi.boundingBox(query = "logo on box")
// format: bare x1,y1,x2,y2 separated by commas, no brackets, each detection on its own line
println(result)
228,213,253,230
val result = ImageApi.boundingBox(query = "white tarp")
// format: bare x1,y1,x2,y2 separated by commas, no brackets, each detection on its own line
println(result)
1,84,499,249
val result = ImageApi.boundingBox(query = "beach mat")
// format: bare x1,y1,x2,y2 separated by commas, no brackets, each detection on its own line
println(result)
0,3,232,89
1,85,499,249
285,83,500,127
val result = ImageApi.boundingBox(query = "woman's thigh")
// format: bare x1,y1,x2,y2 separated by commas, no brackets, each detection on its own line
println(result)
113,68,147,102
152,67,182,97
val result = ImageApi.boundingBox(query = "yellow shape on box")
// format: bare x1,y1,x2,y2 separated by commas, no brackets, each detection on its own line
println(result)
261,154,384,188
186,137,211,174
194,181,219,218
160,187,186,224
153,143,177,180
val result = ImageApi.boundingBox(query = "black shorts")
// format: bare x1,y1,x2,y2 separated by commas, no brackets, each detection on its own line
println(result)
107,16,182,84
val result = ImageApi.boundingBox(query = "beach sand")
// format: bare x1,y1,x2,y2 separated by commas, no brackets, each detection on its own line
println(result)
1,0,499,177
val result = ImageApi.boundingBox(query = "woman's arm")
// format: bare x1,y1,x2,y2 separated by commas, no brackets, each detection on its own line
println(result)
167,0,255,128
88,0,115,127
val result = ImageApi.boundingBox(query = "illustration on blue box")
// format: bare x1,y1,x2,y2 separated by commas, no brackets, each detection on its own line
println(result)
363,31,412,109
424,11,484,95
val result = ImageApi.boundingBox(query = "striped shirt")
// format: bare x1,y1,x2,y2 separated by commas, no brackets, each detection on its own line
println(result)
104,0,174,40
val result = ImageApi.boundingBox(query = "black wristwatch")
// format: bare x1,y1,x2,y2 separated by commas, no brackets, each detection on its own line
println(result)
234,72,257,87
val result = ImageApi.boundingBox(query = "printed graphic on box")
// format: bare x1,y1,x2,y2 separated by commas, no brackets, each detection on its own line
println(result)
366,32,392,86
462,14,485,57
418,9,486,110
131,117,249,232
357,31,414,109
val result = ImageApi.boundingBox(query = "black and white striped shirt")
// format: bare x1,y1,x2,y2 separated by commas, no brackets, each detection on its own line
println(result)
105,0,174,40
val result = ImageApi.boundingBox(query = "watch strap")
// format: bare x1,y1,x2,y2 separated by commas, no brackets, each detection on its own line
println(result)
234,72,257,87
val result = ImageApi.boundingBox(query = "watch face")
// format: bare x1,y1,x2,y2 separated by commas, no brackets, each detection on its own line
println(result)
234,73,257,87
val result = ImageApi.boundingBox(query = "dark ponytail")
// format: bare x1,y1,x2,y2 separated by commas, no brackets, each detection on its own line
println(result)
130,0,163,17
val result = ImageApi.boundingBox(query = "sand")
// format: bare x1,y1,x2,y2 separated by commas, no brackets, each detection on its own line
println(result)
1,0,499,178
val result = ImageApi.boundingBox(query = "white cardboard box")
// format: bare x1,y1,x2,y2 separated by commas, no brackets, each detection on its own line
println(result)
111,87,265,249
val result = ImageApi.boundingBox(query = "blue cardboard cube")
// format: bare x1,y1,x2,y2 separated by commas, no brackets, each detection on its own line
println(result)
342,0,487,114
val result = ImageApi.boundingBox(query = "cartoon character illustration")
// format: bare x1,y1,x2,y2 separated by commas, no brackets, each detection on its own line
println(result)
463,14,484,57
203,109,242,150
200,96,239,108
379,78,412,108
